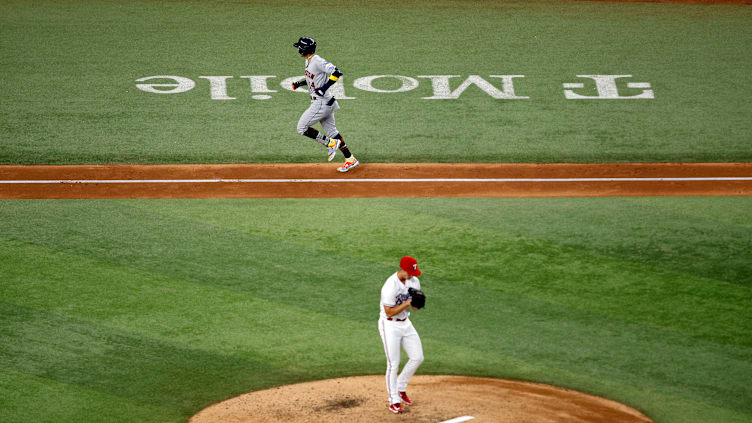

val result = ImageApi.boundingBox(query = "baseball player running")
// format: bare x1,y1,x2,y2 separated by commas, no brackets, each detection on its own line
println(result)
291,37,359,172
378,256,425,414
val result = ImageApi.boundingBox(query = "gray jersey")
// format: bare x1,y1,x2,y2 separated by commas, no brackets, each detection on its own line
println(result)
305,54,337,100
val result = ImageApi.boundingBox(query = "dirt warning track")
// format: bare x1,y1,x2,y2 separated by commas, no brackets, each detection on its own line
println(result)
1,163,751,199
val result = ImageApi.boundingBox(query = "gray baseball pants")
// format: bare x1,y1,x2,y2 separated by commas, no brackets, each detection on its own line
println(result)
297,98,340,144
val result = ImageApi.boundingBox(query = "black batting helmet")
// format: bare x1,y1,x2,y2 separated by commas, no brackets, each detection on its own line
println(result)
293,37,316,55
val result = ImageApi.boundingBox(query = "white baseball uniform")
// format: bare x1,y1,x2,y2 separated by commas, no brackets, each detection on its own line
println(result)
378,272,424,406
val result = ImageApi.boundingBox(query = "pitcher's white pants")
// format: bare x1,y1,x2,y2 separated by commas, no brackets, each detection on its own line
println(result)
378,317,424,405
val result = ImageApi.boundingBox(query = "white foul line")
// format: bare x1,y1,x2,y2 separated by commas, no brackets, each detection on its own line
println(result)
1,177,752,184
438,417,475,423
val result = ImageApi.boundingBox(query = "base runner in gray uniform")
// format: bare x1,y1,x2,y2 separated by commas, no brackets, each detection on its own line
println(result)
292,37,359,173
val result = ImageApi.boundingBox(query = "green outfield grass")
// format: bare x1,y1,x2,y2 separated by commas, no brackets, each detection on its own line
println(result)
1,0,751,164
2,1,752,422
1,197,751,423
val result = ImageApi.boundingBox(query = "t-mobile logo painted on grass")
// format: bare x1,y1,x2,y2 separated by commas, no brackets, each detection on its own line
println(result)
563,75,655,99
135,75,654,100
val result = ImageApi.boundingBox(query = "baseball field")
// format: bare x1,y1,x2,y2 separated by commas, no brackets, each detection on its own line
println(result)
1,0,752,422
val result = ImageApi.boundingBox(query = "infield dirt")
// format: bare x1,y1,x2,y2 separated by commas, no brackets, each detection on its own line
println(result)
1,163,751,199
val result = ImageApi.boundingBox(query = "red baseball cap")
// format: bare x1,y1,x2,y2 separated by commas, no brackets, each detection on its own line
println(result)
400,256,422,276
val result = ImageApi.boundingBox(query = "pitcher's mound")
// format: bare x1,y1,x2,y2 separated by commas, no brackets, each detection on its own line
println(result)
190,375,652,423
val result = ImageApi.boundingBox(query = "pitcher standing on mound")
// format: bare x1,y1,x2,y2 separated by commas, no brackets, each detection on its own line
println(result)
378,256,425,414
291,37,359,172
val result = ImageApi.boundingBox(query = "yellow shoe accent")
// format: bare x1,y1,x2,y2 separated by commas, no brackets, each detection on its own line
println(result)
327,139,341,162
337,157,359,173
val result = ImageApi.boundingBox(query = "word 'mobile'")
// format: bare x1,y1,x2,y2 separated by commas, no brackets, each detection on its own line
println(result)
135,74,654,100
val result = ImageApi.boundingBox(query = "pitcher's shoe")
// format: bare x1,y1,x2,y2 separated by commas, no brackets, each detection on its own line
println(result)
327,138,341,162
337,157,359,173
399,391,412,405
388,403,403,414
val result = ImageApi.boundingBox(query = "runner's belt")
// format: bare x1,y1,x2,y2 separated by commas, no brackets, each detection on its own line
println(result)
311,95,336,106
387,317,407,322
